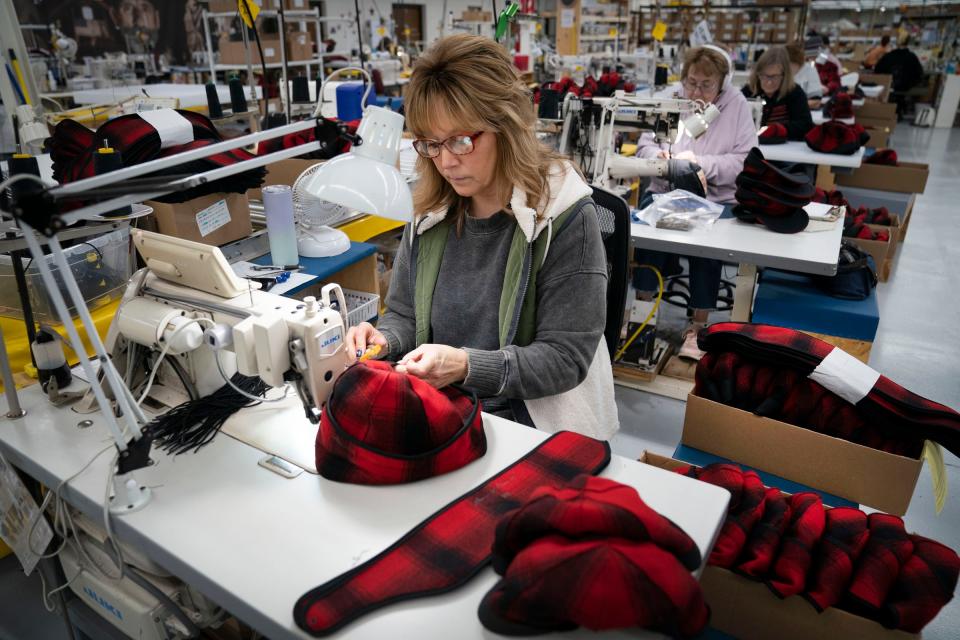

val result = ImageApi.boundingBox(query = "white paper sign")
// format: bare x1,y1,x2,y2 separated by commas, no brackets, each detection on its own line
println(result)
691,20,713,47
265,47,276,58
560,9,575,29
196,199,232,237
0,450,53,576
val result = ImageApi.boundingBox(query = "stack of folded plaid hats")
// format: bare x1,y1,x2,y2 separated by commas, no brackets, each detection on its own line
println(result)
733,147,814,233
823,92,855,120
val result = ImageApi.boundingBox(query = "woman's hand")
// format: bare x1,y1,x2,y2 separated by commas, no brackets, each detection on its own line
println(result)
395,344,468,388
673,150,698,162
345,322,388,364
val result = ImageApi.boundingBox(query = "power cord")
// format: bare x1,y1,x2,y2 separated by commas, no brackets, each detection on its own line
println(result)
614,264,663,362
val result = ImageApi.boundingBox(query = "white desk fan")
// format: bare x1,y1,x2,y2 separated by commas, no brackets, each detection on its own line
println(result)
291,164,352,257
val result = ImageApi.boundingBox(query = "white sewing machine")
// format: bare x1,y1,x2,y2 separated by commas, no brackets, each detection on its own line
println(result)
104,230,349,421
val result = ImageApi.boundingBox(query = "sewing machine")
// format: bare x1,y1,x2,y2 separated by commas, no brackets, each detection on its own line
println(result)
556,91,720,191
103,230,349,421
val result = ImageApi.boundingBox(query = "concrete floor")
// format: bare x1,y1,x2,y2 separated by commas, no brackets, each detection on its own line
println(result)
3,125,959,639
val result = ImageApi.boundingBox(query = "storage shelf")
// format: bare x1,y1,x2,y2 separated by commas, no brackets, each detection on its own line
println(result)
581,16,630,23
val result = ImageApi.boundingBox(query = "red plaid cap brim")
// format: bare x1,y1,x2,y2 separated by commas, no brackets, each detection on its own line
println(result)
759,122,789,144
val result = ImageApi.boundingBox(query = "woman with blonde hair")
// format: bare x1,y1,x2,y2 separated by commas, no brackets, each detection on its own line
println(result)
345,34,618,439
742,46,814,141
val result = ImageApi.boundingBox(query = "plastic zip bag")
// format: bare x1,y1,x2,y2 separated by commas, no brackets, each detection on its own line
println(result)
637,189,725,231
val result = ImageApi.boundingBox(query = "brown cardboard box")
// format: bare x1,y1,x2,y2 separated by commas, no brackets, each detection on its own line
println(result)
147,192,253,246
283,0,310,10
701,567,919,640
219,36,283,65
210,0,254,13
859,73,893,102
286,30,314,61
855,101,898,120
836,162,930,194
849,222,897,281
248,158,321,201
863,125,891,148
461,10,493,22
842,187,916,243
681,394,922,515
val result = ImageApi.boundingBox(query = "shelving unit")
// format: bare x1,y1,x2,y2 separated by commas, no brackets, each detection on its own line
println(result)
578,0,632,55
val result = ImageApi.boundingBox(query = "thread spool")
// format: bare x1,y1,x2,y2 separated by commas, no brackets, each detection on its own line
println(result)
262,185,300,269
94,140,132,217
32,326,72,392
292,76,310,103
229,76,248,113
206,83,223,118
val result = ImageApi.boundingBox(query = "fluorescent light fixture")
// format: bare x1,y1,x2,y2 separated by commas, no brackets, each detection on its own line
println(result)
302,106,413,221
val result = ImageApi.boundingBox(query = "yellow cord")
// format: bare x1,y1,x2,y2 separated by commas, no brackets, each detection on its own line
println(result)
614,264,663,363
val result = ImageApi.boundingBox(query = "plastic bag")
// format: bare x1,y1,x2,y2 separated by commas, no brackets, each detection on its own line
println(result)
637,189,724,231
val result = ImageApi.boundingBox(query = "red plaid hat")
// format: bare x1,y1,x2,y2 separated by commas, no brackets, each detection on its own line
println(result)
491,475,702,574
479,536,710,638
742,147,813,189
315,361,485,484
867,149,899,166
759,123,788,145
805,121,870,155
824,92,854,120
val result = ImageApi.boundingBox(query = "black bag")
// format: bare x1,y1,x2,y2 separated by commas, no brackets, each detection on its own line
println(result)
814,241,878,300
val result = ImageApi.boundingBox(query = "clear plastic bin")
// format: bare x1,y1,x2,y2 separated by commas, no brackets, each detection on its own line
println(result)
343,289,380,328
0,228,132,322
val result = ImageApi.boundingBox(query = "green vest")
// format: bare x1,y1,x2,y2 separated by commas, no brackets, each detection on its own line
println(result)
412,199,588,349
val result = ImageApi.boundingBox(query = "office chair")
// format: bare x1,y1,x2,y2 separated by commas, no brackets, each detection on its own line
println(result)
590,186,631,360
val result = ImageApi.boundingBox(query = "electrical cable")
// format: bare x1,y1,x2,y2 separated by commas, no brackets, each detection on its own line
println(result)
135,318,209,406
122,562,202,638
213,347,290,404
614,264,663,362
314,66,374,117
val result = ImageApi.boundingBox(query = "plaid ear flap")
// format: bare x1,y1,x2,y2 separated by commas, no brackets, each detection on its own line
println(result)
759,123,788,144
804,507,870,612
736,488,792,579
867,149,899,166
881,535,960,633
766,492,826,598
845,514,915,615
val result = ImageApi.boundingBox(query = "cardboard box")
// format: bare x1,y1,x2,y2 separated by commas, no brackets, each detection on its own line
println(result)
849,222,897,282
701,566,919,640
461,10,493,22
248,158,321,201
863,125,891,148
210,0,258,13
855,101,898,120
219,36,283,65
859,73,893,102
147,192,253,246
681,394,922,515
843,187,916,243
283,0,309,9
286,30,314,61
836,161,930,194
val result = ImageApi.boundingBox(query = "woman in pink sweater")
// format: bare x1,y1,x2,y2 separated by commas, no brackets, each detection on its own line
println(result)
634,45,758,359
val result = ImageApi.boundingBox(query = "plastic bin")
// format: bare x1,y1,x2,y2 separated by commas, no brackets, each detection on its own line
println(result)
343,288,379,328
0,228,132,322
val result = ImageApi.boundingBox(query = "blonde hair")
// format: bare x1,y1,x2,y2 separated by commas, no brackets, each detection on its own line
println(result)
404,34,565,227
681,46,730,84
749,46,796,101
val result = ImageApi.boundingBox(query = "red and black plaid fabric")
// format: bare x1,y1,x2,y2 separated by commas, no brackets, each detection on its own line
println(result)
824,93,855,120
697,323,960,457
846,514,914,615
736,488,792,579
812,187,849,207
868,207,893,225
767,492,826,598
293,431,611,636
710,470,767,568
759,122,789,145
491,475,701,574
735,147,812,233
805,121,870,155
804,507,870,611
816,60,841,89
478,536,710,638
881,535,960,633
867,148,899,166
48,110,265,204
255,118,360,160
315,360,485,485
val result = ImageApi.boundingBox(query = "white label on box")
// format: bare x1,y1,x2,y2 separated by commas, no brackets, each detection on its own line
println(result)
138,109,194,149
196,199,232,237
809,348,880,404
294,0,305,6
81,6,93,20
560,9,575,29
265,47,276,58
0,449,53,576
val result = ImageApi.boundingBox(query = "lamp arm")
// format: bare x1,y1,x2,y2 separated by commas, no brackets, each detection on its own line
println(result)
314,66,374,118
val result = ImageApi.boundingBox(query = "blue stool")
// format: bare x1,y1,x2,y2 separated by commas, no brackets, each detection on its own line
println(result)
752,268,879,360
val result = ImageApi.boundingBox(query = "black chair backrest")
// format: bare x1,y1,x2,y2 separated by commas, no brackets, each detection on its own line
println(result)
590,186,631,360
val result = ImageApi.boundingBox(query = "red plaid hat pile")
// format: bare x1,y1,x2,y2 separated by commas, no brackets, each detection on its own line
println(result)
673,462,960,632
48,110,265,204
823,92,855,120
813,187,895,228
758,122,788,145
816,60,842,95
843,205,892,241
255,118,360,160
696,323,960,459
866,148,899,166
805,121,871,155
733,148,813,233
479,475,710,637
315,360,486,485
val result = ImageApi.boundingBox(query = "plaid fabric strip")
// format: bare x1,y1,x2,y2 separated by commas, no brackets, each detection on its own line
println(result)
736,488,792,579
804,506,870,612
709,470,767,568
881,535,960,632
846,513,914,614
767,492,826,598
293,431,611,636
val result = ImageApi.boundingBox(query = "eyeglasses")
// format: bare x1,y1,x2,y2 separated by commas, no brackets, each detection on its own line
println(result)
682,78,718,93
412,131,484,158
760,72,784,83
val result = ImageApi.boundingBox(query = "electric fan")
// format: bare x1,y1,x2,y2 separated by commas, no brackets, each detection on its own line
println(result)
291,164,352,257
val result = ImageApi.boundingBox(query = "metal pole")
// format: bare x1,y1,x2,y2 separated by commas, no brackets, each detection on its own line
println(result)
203,9,216,80
278,2,292,124
0,324,25,418
10,247,38,359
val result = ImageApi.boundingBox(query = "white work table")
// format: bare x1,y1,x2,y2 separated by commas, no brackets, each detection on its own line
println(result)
812,110,855,125
759,140,864,168
0,385,729,640
632,214,843,322
68,83,263,108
